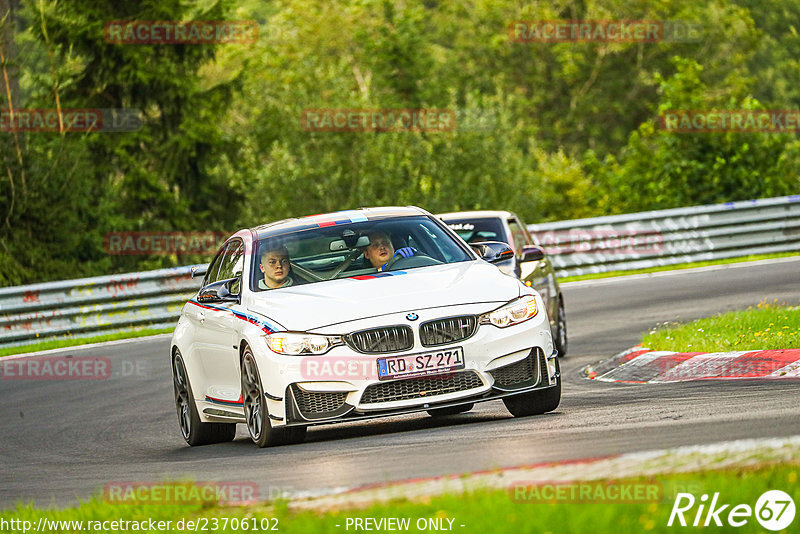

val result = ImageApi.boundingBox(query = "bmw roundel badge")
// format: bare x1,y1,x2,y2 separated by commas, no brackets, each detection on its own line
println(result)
406,313,419,321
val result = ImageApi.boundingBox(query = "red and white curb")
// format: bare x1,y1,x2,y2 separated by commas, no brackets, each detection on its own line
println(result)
585,346,800,383
286,436,800,510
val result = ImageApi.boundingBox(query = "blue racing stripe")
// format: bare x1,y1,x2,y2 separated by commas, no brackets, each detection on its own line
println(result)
188,300,281,334
337,210,369,223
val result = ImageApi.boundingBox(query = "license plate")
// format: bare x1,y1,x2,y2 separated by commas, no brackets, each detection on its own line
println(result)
377,347,465,381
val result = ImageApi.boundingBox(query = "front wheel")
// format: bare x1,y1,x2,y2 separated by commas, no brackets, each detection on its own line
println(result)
503,358,561,417
241,347,306,447
172,351,236,446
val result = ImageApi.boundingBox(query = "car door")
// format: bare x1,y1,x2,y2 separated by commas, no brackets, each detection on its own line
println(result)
183,245,225,363
193,239,245,404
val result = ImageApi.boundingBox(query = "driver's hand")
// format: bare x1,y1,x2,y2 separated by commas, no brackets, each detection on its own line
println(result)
379,247,417,271
393,247,417,258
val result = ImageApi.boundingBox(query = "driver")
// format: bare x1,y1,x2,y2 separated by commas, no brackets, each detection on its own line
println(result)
363,231,416,271
258,244,303,289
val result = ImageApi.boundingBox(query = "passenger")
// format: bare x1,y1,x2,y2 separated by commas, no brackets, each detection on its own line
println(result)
258,244,302,289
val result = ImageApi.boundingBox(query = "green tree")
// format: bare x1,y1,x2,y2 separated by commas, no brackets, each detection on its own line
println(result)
1,0,243,283
597,57,800,213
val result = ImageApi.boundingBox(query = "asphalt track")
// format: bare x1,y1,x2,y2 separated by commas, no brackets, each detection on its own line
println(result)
2,258,799,509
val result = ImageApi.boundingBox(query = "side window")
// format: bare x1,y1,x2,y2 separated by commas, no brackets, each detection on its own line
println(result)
507,219,528,253
418,221,458,262
218,240,244,284
230,243,245,294
203,243,229,285
408,228,438,260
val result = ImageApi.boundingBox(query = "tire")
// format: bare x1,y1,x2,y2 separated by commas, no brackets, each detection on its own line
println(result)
502,358,561,417
426,403,474,417
172,350,236,446
553,298,568,358
241,347,307,447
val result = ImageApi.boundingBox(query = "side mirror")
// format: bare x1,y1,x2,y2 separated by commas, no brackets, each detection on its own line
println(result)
520,244,545,262
197,277,240,303
190,264,208,279
470,241,515,264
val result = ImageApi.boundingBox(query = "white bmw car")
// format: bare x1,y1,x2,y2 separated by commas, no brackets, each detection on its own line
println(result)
171,207,561,447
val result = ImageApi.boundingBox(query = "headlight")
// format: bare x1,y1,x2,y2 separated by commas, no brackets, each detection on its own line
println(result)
479,295,538,328
265,332,343,355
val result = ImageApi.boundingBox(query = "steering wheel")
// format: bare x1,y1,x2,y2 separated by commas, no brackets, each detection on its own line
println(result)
382,252,438,272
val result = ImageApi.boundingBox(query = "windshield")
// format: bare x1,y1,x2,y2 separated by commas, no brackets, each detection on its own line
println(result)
442,218,508,245
251,215,473,291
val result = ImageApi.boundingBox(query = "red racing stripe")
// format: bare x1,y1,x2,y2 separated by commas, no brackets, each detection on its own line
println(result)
205,394,243,406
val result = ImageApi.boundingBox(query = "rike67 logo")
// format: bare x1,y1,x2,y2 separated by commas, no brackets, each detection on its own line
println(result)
668,490,795,530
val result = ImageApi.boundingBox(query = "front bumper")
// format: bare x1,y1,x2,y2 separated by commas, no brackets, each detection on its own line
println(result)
282,347,558,426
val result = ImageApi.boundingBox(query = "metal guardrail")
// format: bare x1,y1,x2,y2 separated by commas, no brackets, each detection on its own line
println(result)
1,194,799,349
0,265,207,348
528,194,800,278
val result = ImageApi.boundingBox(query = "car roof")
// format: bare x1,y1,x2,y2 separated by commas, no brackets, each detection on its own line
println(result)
251,206,430,239
438,210,515,220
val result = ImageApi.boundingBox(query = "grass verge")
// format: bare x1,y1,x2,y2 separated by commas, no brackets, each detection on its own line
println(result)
0,327,174,358
641,299,800,352
560,251,800,283
1,463,797,533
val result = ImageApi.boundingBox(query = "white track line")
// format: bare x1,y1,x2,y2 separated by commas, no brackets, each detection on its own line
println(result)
288,435,800,510
1,333,173,360
562,255,800,288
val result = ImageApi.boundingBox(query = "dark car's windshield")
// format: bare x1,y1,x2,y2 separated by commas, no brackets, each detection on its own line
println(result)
251,215,473,291
442,218,507,245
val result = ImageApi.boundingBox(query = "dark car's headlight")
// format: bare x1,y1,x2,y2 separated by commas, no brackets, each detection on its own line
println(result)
479,295,538,328
266,332,343,355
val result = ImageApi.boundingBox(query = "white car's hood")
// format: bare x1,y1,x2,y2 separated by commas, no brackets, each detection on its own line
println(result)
246,261,521,331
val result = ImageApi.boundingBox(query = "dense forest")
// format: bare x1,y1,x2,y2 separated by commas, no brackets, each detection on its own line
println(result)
1,0,799,285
